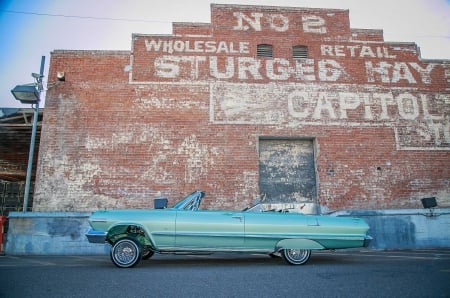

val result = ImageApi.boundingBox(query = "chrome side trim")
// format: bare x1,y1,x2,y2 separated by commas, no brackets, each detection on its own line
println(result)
244,233,367,241
156,246,273,254
90,218,108,222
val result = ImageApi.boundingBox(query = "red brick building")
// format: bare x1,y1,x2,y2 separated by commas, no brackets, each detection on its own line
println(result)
35,4,449,212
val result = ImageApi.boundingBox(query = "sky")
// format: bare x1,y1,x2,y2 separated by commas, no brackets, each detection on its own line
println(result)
0,0,449,108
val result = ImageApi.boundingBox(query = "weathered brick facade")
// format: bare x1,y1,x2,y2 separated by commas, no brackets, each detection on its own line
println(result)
35,4,449,212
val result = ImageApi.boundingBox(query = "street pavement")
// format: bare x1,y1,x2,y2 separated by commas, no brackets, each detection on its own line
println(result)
0,249,449,298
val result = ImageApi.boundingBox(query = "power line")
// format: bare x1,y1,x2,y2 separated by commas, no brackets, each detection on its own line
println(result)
1,9,448,41
1,9,170,24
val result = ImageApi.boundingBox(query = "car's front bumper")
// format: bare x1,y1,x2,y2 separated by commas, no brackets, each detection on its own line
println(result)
85,228,107,243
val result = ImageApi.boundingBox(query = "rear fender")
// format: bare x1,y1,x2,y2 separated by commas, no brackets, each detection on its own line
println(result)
276,239,325,251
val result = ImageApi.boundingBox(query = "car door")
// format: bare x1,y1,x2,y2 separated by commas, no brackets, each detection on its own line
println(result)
244,212,308,250
175,210,245,250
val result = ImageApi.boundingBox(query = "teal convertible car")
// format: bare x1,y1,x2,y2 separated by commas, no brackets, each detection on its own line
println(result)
86,190,372,268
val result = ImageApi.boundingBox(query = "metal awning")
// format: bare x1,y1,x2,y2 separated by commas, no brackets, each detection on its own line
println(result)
0,108,43,181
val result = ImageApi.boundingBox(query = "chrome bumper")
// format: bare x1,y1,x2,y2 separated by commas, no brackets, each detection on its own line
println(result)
85,228,107,243
363,235,373,247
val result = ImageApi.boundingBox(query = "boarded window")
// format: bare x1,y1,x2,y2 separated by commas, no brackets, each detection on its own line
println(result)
259,139,316,203
1,181,32,214
293,45,308,59
257,44,273,58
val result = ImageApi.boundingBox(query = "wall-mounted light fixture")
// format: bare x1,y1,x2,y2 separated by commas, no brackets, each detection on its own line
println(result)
421,197,437,209
56,71,65,81
421,197,438,217
10,84,40,104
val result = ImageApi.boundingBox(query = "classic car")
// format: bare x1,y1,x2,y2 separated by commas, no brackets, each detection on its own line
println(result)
86,190,372,268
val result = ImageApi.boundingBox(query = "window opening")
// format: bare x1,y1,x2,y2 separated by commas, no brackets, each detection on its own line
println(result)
257,44,273,58
293,45,308,59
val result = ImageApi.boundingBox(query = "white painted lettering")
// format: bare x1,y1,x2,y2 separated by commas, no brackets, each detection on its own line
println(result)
302,15,326,34
154,56,206,79
372,93,393,120
145,39,250,55
173,40,185,52
374,47,396,59
145,39,162,51
238,57,263,80
397,93,419,120
334,45,346,57
319,45,395,59
239,42,250,54
216,41,229,53
205,41,217,53
293,59,316,81
376,47,384,58
188,56,206,79
383,47,396,59
392,62,416,84
288,91,310,119
194,41,204,52
318,60,345,81
183,41,195,53
163,40,173,54
320,45,333,56
313,93,336,119
233,12,263,31
365,61,391,83
409,63,436,84
148,51,440,86
210,57,234,79
347,45,360,57
375,47,395,59
154,56,179,78
210,82,448,149
266,59,291,80
270,14,289,32
339,92,361,119
360,46,375,58
362,94,375,120
420,94,444,120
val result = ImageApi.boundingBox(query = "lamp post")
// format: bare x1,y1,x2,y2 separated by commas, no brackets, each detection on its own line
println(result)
10,56,45,212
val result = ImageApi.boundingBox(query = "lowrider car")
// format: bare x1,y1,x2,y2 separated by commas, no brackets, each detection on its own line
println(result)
86,190,372,268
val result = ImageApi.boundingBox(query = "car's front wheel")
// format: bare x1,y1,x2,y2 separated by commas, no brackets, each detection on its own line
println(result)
281,249,311,265
110,237,142,268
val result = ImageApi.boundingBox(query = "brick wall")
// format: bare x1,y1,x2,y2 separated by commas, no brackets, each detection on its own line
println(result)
34,4,449,212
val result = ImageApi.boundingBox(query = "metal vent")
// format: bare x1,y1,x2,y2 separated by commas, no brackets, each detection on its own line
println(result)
293,45,308,59
257,44,273,58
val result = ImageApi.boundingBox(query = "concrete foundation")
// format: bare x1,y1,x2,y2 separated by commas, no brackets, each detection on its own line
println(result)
4,209,450,255
4,212,108,255
331,209,450,249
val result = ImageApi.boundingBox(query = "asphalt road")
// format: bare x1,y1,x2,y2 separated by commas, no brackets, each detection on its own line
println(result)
1,249,449,298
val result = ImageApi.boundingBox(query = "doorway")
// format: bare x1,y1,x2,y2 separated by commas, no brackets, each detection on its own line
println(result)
258,138,317,203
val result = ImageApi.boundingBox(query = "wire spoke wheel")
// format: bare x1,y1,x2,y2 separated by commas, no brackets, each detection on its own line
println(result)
281,249,311,265
110,238,142,268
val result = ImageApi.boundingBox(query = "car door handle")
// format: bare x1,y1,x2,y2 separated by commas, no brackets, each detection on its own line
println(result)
232,216,243,222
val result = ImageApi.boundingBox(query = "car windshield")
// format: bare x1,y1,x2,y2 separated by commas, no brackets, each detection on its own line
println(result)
172,190,205,210
243,203,264,212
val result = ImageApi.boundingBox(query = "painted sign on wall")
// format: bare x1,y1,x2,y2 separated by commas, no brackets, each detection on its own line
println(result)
130,9,450,150
210,82,449,150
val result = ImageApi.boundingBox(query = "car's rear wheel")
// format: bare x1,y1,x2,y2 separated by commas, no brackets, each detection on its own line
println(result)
281,249,311,265
110,237,142,268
